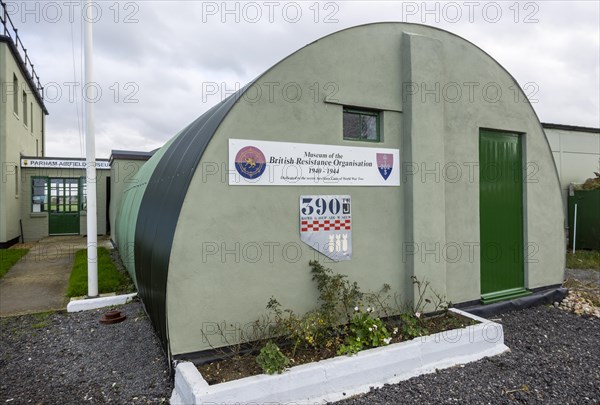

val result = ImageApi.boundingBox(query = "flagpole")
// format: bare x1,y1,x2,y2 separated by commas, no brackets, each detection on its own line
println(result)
84,0,98,297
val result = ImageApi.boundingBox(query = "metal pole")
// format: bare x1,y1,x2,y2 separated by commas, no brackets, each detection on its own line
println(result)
84,0,98,297
572,203,577,254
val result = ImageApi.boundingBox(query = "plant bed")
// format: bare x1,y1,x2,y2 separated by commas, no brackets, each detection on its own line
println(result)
171,261,510,403
198,310,477,385
171,308,507,404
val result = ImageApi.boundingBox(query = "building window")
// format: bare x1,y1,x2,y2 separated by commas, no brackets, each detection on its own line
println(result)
15,166,19,196
48,178,80,213
13,74,18,116
31,102,33,133
23,91,28,126
343,108,380,141
32,177,48,212
80,177,87,211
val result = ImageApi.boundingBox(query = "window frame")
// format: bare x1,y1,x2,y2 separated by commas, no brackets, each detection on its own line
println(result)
13,74,18,116
79,176,87,212
31,176,49,213
14,166,19,197
23,91,28,127
342,107,381,142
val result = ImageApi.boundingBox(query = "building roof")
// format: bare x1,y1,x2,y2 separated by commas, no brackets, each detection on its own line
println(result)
109,149,156,163
542,123,600,134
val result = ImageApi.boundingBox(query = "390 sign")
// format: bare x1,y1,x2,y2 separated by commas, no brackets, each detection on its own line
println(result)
300,196,350,216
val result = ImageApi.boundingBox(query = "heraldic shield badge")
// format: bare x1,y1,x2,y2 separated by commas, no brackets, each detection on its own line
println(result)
376,153,393,180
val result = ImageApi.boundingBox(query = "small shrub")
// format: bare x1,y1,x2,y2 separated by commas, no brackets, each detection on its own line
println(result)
310,260,362,323
337,307,391,355
256,342,290,374
363,283,393,317
265,261,366,356
577,172,600,190
253,263,447,368
265,297,337,355
399,313,428,339
411,276,451,314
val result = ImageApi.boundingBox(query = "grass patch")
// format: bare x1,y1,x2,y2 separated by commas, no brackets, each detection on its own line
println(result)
31,312,52,329
66,247,134,297
566,250,600,271
0,249,29,279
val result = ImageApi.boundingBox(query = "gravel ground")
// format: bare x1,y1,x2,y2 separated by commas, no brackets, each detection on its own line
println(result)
1,272,598,404
0,300,172,404
337,305,600,404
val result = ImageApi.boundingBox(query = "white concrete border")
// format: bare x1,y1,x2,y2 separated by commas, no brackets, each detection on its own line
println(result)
170,308,509,404
66,293,137,312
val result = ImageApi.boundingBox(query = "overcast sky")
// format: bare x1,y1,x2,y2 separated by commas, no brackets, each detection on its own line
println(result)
6,1,600,158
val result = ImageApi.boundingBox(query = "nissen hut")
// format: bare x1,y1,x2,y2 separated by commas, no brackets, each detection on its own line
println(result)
115,23,565,360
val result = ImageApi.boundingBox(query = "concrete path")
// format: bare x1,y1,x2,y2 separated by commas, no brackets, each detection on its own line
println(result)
0,236,112,317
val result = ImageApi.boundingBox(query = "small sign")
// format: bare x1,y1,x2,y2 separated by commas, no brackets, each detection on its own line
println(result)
229,139,400,186
300,195,352,261
21,158,110,170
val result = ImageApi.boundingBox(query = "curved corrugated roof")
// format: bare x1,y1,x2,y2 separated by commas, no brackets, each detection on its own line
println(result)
133,92,250,353
115,134,179,285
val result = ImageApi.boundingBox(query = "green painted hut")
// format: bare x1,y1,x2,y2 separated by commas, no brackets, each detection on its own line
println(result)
116,23,565,360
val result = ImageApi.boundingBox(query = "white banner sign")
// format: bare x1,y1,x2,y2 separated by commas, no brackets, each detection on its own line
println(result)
229,139,400,186
300,195,352,261
21,158,110,170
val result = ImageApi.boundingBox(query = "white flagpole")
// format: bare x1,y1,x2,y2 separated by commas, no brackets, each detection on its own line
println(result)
84,0,98,297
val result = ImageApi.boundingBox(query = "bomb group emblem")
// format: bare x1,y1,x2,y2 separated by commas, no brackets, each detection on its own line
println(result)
299,195,352,262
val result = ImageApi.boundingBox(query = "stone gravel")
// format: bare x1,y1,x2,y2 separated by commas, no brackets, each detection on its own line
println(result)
1,289,598,404
337,305,600,404
0,300,171,404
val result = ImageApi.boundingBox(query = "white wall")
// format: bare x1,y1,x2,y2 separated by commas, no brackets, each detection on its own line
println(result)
545,126,600,226
0,41,46,244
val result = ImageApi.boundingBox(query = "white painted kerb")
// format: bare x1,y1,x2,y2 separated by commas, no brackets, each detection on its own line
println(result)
170,308,509,404
67,293,137,312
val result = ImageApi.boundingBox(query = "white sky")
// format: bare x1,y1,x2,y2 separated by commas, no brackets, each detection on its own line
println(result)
6,1,600,158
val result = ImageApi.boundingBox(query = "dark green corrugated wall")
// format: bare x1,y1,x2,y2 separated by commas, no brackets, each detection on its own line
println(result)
115,135,180,285
113,92,246,353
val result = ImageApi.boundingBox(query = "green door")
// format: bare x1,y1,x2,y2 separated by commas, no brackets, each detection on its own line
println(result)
479,130,530,304
49,178,80,235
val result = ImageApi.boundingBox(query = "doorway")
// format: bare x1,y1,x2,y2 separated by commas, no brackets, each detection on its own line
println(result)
48,178,80,235
479,129,530,304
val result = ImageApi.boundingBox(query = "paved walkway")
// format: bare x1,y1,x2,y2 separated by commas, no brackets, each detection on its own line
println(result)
0,236,112,317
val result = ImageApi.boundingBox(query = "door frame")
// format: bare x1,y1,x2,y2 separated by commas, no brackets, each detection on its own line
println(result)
479,128,531,304
48,177,81,235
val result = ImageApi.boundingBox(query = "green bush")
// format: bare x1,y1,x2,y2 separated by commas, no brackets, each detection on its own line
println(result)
398,313,428,339
256,342,290,374
264,261,365,355
253,261,449,371
337,308,391,355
